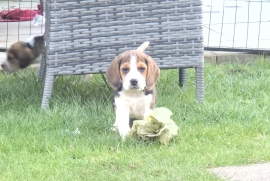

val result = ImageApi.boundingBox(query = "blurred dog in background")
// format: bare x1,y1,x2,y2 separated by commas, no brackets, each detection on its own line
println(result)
1,35,44,73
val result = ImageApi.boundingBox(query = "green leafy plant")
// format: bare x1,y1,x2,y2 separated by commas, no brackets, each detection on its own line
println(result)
128,107,178,145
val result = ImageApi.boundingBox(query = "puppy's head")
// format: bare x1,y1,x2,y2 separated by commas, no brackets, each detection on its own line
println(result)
1,42,33,73
1,35,44,73
106,42,160,91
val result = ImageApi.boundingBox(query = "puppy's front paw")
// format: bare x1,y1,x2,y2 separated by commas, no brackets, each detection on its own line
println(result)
111,122,119,132
110,126,118,132
118,126,131,140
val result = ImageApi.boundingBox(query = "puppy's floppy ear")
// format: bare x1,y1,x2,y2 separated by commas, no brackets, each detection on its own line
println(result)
106,56,122,90
145,55,160,90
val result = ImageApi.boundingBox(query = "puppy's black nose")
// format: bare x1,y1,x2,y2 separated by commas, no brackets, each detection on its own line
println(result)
130,79,138,86
1,64,5,69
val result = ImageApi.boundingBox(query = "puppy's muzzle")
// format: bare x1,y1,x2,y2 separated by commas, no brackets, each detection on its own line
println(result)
1,63,8,72
1,62,13,73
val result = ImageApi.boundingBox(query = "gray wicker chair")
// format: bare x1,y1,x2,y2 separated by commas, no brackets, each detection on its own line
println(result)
40,0,204,108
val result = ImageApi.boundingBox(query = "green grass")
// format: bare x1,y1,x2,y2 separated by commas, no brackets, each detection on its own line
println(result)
1,57,270,180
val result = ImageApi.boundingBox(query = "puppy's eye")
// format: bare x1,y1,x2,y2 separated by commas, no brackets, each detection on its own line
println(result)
122,68,129,74
138,67,145,72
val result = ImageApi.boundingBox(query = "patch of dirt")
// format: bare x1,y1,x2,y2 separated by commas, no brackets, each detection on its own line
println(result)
209,162,270,181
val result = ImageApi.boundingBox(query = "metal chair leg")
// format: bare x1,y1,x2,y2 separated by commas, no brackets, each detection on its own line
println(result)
195,67,204,103
179,68,187,87
41,71,54,109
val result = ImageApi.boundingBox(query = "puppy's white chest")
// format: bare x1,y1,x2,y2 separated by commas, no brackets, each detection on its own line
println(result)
129,97,149,119
117,91,152,119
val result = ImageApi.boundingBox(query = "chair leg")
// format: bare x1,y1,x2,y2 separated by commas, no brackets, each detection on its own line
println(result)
196,67,204,103
179,68,186,87
39,54,46,82
41,71,54,109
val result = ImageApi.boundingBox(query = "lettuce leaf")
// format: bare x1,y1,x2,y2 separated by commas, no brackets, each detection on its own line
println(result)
127,107,178,145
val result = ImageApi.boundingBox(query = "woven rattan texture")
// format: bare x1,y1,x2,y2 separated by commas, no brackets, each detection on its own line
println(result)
44,0,203,75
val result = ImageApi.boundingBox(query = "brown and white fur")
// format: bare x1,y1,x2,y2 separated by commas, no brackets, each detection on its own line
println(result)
1,35,92,81
106,42,160,139
1,35,44,73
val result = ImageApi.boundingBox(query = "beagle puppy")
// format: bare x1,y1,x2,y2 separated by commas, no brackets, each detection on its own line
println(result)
106,42,160,139
1,35,92,81
1,35,44,73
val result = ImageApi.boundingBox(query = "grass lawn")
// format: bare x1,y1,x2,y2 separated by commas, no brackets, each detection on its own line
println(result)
1,57,270,180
